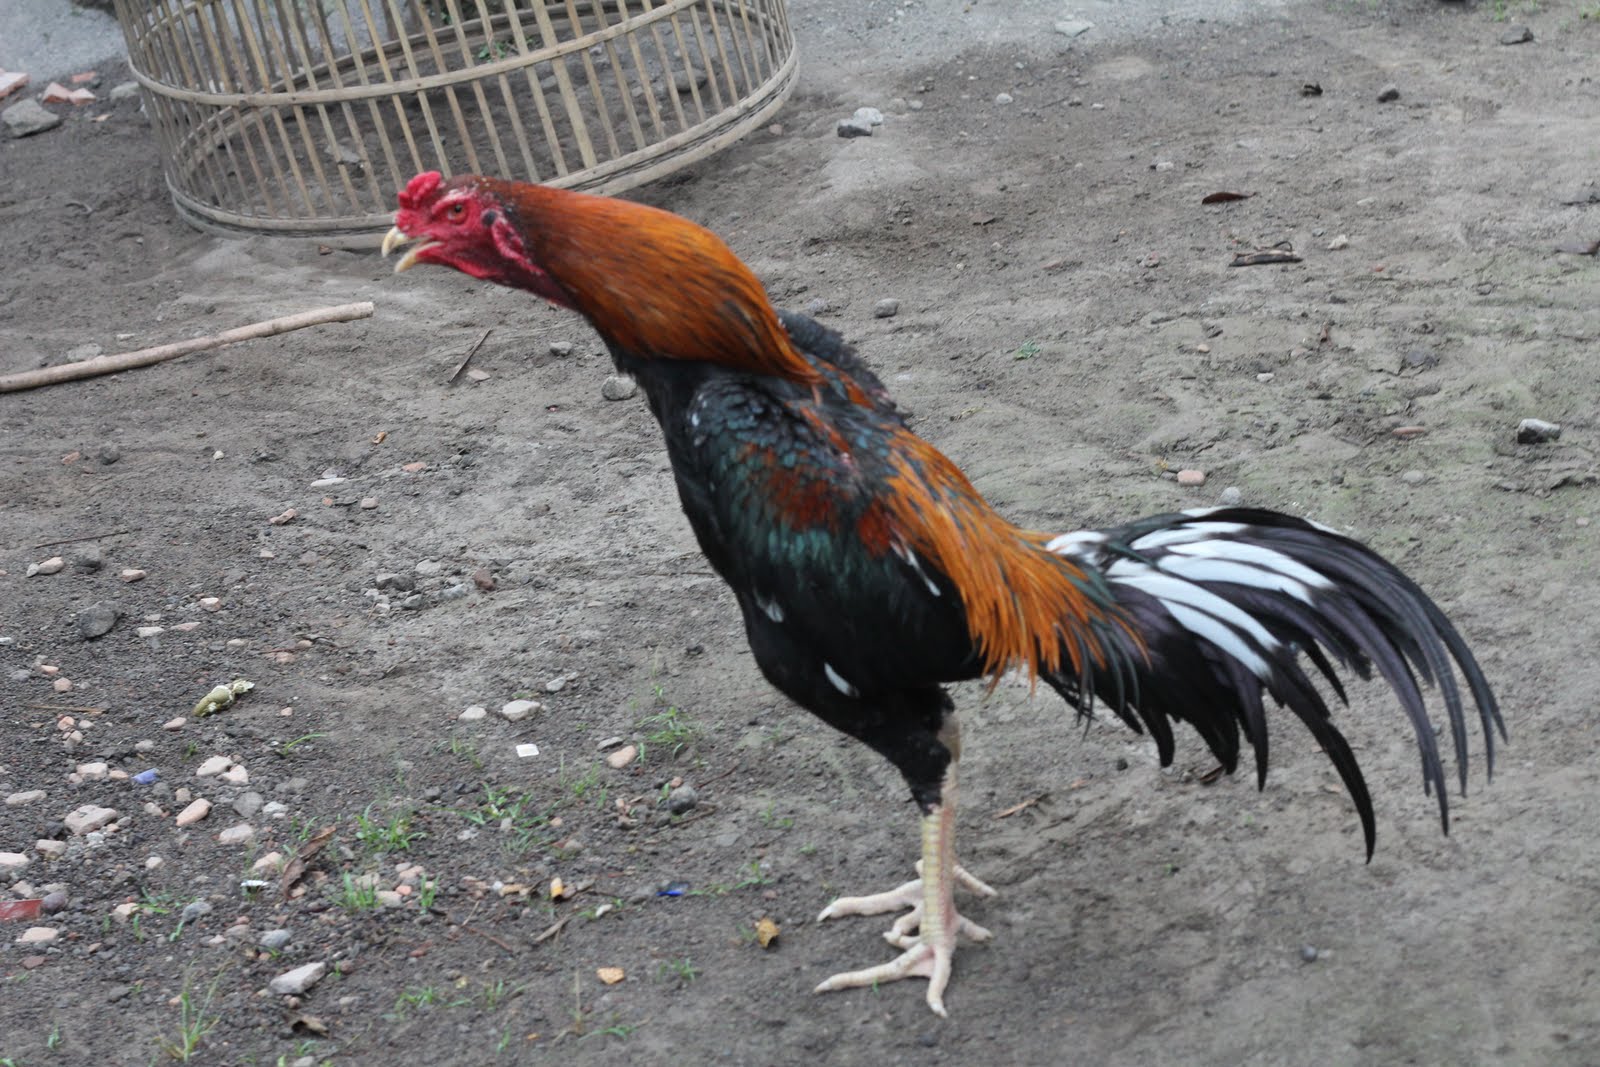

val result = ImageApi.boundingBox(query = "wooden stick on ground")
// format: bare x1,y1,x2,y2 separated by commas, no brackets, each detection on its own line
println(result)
0,301,376,394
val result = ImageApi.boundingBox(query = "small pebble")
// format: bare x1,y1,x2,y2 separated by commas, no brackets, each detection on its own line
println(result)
458,705,488,722
40,891,68,913
268,961,326,996
600,374,638,401
121,568,147,582
1376,84,1400,103
666,785,699,814
605,744,638,769
77,602,120,640
260,929,292,952
1257,373,1275,383
1176,469,1207,487
873,298,900,319
199,597,222,612
26,556,65,577
180,900,213,924
163,717,187,730
233,792,264,818
837,116,874,138
1327,234,1349,250
6,790,46,806
217,824,255,846
994,92,1013,105
1300,944,1319,963
499,699,540,722
175,799,212,826
196,755,232,777
1401,469,1427,485
1516,418,1561,444
548,341,573,357
36,840,67,858
0,852,29,874
359,497,378,510
16,927,58,945
1499,25,1533,45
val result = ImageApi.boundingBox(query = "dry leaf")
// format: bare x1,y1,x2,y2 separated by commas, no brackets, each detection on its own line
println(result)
755,917,780,948
596,966,625,985
280,825,336,900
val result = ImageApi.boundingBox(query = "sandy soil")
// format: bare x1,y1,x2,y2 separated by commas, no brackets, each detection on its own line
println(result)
3,0,1599,1063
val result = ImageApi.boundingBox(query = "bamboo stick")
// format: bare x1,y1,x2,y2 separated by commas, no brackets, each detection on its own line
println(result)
0,302,375,394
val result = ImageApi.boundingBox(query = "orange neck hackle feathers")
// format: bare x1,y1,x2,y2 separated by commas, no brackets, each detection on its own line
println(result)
475,177,822,386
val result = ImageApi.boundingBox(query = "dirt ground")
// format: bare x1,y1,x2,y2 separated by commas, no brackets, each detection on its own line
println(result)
3,0,1599,1063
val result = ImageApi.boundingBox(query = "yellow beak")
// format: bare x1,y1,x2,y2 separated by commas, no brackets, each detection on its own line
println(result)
382,225,435,273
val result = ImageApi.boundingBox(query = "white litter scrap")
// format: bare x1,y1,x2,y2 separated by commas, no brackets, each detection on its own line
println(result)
193,678,255,717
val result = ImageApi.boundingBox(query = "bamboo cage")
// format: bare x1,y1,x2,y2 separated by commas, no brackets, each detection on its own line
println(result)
112,0,797,245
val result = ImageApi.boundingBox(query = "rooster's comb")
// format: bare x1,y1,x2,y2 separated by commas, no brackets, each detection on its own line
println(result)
398,171,444,210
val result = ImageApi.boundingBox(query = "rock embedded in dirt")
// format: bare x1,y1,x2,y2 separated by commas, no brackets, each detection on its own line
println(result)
1401,470,1427,485
26,556,65,577
4,99,62,137
110,81,140,101
601,373,638,400
458,705,487,722
7,791,46,806
196,755,232,777
1376,84,1400,103
1219,486,1243,507
181,900,212,924
76,602,120,640
666,785,699,814
606,744,638,769
874,298,900,318
72,545,104,572
837,115,874,138
218,824,255,845
500,699,540,722
233,792,264,818
40,891,68,914
1516,418,1561,444
121,568,146,582
1300,944,1320,962
16,926,59,944
260,928,292,952
268,961,326,995
63,805,117,835
1499,25,1533,45
175,798,212,826
549,341,573,357
1176,469,1207,487
0,852,30,875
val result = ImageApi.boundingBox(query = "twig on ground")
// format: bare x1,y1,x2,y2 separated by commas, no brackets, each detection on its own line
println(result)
0,302,376,393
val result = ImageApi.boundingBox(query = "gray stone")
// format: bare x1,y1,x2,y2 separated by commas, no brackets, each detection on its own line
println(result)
77,601,119,640
666,784,699,814
548,341,573,357
98,445,122,464
260,928,292,952
873,298,900,319
4,99,62,137
111,81,141,101
837,117,874,138
268,961,326,995
672,67,706,93
1499,25,1533,45
1054,19,1093,36
180,900,212,924
1516,418,1561,444
1218,486,1243,507
1376,84,1400,103
233,791,264,818
73,545,104,572
601,373,638,401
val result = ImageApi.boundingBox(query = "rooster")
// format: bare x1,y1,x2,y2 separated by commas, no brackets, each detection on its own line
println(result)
383,172,1502,1016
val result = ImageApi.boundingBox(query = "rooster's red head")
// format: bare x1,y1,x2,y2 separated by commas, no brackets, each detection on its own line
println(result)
383,171,573,308
384,171,822,385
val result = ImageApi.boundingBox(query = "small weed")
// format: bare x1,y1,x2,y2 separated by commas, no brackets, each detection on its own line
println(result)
443,736,484,770
479,978,518,1011
279,732,326,753
656,957,699,983
353,804,420,853
558,760,607,807
337,872,381,911
758,804,794,830
416,879,439,909
1013,339,1042,360
637,705,697,762
799,842,818,856
46,1023,61,1051
158,971,223,1062
183,741,200,759
692,859,772,896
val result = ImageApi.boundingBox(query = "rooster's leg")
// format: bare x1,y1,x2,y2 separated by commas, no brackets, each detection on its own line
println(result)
814,719,994,1016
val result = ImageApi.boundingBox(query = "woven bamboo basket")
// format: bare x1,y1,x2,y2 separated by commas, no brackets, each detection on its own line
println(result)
112,0,796,245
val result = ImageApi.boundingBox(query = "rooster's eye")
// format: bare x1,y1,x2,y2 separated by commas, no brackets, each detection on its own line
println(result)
447,202,467,220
